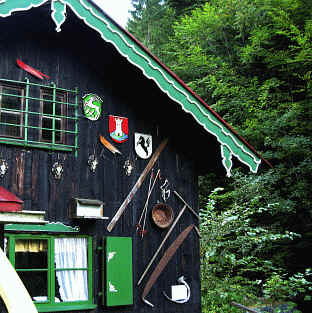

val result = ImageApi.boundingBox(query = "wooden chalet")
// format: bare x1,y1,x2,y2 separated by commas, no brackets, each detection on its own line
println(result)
0,1,267,313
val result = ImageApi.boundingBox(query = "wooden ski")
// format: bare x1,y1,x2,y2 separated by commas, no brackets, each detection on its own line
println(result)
141,224,195,307
137,204,187,286
0,247,38,313
107,138,168,232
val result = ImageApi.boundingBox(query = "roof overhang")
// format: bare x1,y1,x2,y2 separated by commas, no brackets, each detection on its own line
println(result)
0,0,269,176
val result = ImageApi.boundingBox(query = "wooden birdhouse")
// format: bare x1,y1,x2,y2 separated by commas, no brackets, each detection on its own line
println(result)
69,198,107,219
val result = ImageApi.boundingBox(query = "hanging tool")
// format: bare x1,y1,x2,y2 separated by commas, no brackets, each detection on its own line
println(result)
137,169,154,237
16,59,50,80
141,169,160,237
163,276,191,304
141,224,195,307
137,191,201,285
99,135,122,155
107,138,168,232
137,204,188,286
160,179,170,202
137,169,160,238
173,190,200,220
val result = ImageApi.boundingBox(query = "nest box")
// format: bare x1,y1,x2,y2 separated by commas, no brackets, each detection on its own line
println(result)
0,186,23,212
69,198,107,219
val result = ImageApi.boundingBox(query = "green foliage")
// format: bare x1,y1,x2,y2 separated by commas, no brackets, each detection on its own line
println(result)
166,0,207,16
127,1,175,60
263,270,312,303
127,0,312,310
200,188,312,311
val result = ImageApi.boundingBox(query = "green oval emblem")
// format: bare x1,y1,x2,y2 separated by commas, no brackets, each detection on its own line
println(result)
82,93,103,121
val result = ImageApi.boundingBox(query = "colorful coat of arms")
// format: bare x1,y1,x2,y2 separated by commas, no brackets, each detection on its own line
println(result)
82,93,102,121
134,133,152,159
109,115,129,143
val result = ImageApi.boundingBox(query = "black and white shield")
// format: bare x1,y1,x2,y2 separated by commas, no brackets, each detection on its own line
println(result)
134,133,152,159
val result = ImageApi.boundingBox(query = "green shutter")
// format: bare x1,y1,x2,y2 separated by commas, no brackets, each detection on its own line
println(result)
105,237,133,306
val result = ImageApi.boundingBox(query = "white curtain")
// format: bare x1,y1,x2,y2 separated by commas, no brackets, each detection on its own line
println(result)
54,237,88,302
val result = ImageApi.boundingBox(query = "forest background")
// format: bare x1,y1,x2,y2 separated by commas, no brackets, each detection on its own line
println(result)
127,1,312,312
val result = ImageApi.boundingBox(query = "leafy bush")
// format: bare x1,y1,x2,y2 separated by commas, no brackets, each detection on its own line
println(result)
200,187,312,312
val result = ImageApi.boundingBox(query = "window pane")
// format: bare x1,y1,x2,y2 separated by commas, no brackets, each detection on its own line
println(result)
18,271,48,300
55,270,88,302
55,119,61,142
41,118,52,141
42,97,53,115
42,93,63,116
1,87,22,110
54,238,89,302
0,113,21,137
55,96,63,116
55,237,88,269
42,118,62,142
1,113,21,125
43,105,52,115
0,86,23,138
15,239,48,269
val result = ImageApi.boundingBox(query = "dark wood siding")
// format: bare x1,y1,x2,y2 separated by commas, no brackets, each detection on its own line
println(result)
0,5,202,313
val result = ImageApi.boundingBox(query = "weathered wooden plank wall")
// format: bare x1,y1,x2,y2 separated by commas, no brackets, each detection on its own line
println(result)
0,5,204,313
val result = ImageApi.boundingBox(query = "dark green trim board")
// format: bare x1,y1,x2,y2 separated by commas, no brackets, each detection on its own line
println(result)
0,0,264,175
5,223,80,233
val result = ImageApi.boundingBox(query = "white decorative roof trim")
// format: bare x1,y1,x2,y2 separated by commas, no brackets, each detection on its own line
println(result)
0,0,262,175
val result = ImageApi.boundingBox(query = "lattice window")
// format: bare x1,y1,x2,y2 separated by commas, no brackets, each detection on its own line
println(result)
0,78,79,156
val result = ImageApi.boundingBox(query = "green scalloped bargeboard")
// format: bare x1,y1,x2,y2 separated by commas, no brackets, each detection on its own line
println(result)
0,0,262,175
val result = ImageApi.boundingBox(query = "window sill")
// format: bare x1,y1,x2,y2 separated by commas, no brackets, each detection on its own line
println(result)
36,303,97,312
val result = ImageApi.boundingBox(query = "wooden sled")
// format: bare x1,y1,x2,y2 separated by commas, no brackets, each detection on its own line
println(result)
0,247,38,313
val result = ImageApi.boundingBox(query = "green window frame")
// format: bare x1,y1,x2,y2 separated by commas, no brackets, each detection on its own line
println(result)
4,233,95,312
0,78,79,156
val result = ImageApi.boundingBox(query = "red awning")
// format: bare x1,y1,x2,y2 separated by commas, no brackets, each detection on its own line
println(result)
0,186,23,212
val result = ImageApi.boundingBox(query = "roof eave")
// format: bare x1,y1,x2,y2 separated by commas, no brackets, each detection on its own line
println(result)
0,0,271,175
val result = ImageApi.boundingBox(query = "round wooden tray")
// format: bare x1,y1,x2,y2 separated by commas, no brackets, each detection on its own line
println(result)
151,203,174,228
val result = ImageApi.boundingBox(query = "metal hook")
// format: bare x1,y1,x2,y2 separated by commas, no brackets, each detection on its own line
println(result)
160,179,170,202
163,276,191,304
